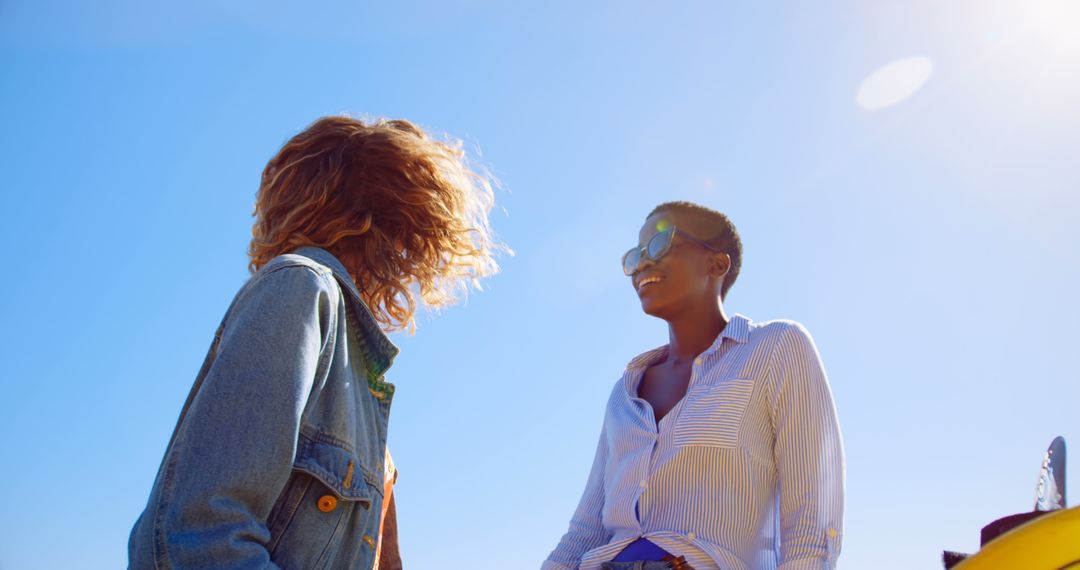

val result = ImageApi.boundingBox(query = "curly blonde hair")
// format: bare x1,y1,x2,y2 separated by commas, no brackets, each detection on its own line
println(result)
249,116,503,332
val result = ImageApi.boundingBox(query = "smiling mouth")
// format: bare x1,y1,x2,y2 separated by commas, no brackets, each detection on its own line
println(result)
637,275,663,292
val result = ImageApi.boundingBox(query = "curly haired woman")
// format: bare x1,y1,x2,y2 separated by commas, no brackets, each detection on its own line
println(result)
128,116,503,570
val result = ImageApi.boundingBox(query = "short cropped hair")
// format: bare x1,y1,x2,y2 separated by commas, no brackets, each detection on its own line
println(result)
249,116,503,332
649,201,743,299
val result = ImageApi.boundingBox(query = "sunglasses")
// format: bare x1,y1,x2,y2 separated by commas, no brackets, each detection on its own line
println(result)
621,226,721,276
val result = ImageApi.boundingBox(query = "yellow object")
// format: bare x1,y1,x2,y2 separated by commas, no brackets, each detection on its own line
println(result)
373,447,398,566
316,494,338,513
343,461,355,489
954,505,1080,569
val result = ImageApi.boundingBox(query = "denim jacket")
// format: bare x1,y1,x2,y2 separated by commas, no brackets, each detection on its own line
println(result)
129,247,398,570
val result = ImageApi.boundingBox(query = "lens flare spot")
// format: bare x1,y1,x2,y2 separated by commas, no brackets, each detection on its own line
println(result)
856,56,934,111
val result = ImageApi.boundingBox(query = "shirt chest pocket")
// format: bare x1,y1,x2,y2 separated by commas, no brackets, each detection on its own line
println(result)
266,437,383,569
673,378,756,448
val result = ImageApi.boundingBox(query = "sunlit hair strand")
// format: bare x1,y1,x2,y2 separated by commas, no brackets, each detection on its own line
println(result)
249,116,505,332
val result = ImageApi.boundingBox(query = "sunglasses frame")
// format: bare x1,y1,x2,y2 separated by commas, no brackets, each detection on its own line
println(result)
621,226,721,276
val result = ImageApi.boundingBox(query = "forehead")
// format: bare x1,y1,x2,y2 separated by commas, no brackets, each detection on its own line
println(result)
639,209,712,244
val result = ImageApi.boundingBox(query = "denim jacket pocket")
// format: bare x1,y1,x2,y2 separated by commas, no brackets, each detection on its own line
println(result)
673,378,756,448
267,436,381,569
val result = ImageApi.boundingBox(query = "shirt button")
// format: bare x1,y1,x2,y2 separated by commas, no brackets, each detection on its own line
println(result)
693,357,702,366
317,495,338,512
828,528,839,539
687,532,696,541
639,479,647,488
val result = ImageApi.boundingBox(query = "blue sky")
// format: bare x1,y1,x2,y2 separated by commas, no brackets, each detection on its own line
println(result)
2,1,1079,568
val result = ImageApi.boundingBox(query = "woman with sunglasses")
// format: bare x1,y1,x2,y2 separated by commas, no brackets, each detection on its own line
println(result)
543,202,844,570
129,116,502,570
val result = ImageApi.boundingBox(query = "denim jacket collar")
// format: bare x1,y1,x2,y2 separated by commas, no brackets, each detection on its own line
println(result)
293,246,399,379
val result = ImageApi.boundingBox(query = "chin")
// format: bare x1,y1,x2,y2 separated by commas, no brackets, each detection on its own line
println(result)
639,297,672,320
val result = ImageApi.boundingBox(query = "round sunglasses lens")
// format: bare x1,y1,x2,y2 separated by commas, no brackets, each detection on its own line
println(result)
647,229,674,260
622,249,641,275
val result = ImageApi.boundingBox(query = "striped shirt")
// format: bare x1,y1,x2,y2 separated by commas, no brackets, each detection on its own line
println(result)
543,315,844,570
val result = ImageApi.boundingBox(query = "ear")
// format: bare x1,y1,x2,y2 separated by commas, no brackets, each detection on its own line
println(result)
709,252,731,280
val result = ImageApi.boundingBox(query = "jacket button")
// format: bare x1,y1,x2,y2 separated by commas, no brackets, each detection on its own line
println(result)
362,534,376,549
317,495,338,512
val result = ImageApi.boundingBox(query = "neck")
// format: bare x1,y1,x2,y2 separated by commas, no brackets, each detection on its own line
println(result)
666,299,728,363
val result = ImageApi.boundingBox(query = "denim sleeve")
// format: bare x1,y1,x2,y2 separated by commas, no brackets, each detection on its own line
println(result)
144,265,338,569
543,423,612,570
771,324,845,570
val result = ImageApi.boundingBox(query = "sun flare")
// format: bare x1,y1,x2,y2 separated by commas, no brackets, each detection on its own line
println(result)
856,56,934,111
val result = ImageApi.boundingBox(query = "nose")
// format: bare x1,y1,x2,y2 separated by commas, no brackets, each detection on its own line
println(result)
631,255,656,276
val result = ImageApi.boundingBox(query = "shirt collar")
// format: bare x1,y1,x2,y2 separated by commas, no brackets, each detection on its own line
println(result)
720,313,751,345
292,246,400,380
625,313,752,370
625,345,669,370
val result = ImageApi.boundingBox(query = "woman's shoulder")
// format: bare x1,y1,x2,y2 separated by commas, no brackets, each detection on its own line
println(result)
743,316,814,344
235,254,341,310
258,251,336,280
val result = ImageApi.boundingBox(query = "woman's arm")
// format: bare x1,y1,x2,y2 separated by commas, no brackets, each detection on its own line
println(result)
542,424,612,570
138,265,338,569
771,324,845,570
